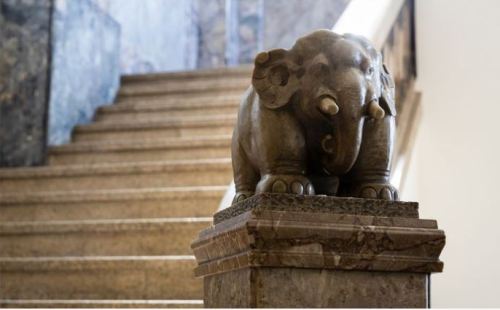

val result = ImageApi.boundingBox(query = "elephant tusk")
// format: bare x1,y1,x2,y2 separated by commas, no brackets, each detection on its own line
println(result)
368,99,385,120
319,96,339,116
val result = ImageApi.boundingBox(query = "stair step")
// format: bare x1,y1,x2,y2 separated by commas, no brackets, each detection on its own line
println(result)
73,114,236,142
0,218,211,257
49,136,232,164
0,256,201,299
0,299,203,308
96,97,240,122
0,186,225,221
114,90,244,106
118,78,248,97
102,94,240,112
0,158,232,193
121,65,251,84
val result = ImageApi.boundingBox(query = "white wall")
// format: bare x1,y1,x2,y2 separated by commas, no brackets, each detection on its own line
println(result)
405,0,500,307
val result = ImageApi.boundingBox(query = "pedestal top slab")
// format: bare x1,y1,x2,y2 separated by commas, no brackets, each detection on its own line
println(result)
214,193,419,224
192,194,445,277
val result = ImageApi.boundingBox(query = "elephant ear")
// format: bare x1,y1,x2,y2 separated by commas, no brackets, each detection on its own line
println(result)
379,63,397,116
252,48,300,109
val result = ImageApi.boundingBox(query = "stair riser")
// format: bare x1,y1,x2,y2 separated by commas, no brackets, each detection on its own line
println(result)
121,67,251,84
0,197,221,222
73,126,235,142
0,222,209,257
94,106,239,122
0,301,203,308
115,91,243,106
117,87,246,99
49,147,231,165
118,80,248,96
0,261,201,299
0,169,232,192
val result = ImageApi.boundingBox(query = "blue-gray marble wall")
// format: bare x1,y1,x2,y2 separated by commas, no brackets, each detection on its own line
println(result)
48,0,120,145
0,0,53,166
1,0,351,163
263,0,350,50
225,0,350,67
94,0,198,74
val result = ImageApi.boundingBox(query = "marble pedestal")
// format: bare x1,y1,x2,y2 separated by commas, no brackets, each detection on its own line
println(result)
191,194,445,308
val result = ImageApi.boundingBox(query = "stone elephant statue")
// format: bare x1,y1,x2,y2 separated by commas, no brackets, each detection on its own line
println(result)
231,29,398,203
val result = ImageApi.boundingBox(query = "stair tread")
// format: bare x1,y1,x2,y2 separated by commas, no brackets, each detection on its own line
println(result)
118,80,248,97
0,255,196,271
0,299,203,308
121,65,251,83
0,217,212,234
0,158,231,179
50,135,232,154
75,114,236,132
101,95,241,112
0,186,227,204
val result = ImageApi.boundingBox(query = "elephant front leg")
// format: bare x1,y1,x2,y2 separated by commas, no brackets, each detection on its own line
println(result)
341,115,399,200
253,110,315,196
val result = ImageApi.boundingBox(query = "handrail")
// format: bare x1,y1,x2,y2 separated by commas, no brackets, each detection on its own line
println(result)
332,0,404,49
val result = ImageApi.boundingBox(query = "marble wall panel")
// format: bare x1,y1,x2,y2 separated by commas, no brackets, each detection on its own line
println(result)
49,0,120,145
263,0,350,50
0,0,53,166
226,0,264,65
195,0,227,69
94,0,198,74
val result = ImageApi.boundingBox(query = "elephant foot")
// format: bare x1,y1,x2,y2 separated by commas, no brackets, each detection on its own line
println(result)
232,190,255,204
354,182,399,200
256,174,315,195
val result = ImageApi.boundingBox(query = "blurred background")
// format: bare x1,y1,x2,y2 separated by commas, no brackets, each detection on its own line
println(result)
1,0,500,307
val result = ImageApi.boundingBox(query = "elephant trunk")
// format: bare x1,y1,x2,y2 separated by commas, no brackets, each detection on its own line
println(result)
321,116,364,175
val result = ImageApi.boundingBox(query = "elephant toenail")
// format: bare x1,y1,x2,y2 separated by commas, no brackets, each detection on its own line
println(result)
272,179,287,193
291,182,304,195
306,183,315,195
360,187,377,199
393,190,400,201
380,187,393,200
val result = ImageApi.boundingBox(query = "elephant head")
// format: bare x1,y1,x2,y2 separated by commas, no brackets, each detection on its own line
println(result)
252,30,396,176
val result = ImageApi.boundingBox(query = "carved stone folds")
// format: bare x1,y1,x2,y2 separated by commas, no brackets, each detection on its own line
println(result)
191,193,445,308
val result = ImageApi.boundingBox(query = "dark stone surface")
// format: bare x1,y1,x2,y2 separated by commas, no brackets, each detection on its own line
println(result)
0,0,53,166
192,194,445,307
49,0,120,145
231,30,399,204
215,193,419,224
205,267,428,308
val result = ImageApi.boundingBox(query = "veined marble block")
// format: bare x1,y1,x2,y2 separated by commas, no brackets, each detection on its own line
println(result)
49,0,120,145
192,193,445,308
0,0,52,166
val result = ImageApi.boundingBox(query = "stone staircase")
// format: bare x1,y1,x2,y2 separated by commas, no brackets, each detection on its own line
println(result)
0,66,251,308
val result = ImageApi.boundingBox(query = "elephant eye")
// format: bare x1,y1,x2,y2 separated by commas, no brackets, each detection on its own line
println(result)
367,66,374,75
